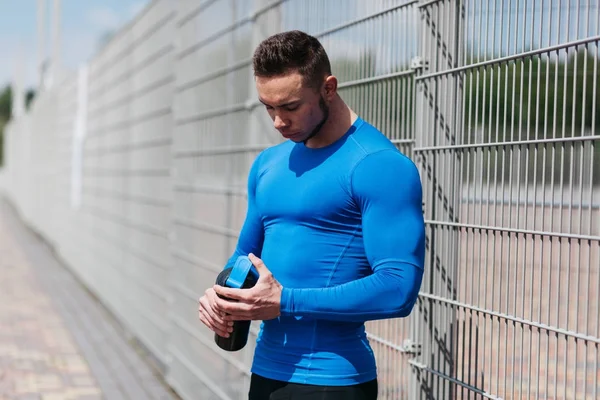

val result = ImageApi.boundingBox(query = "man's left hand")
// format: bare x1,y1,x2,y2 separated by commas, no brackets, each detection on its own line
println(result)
213,253,282,321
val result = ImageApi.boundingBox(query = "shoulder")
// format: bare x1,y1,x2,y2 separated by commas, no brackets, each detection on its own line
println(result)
348,119,398,155
249,140,293,179
348,121,421,198
258,140,293,163
351,149,420,190
348,119,418,178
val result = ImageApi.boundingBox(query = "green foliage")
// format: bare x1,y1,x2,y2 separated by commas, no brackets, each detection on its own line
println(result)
0,85,11,166
0,85,36,166
463,49,600,141
25,89,36,109
0,86,11,119
461,49,600,186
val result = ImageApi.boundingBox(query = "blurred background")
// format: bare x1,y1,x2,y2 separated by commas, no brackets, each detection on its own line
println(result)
0,1,598,399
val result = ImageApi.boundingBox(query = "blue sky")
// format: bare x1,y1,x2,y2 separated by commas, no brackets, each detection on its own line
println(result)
1,1,598,90
0,0,150,89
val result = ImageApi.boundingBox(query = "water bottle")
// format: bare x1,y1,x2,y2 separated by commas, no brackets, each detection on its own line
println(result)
214,255,259,351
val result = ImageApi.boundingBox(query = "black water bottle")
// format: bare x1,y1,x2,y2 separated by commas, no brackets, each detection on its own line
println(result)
214,255,259,351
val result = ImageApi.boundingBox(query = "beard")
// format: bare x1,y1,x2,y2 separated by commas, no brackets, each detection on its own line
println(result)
302,95,329,144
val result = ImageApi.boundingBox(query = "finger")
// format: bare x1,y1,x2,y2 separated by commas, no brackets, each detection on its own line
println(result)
248,253,269,275
223,313,255,321
201,296,232,329
198,306,216,332
199,306,231,338
206,288,229,317
215,296,253,314
213,285,248,301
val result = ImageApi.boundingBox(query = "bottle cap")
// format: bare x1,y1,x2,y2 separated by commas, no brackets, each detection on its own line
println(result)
225,255,259,289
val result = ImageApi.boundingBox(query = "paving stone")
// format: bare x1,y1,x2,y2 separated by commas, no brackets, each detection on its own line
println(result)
0,200,181,400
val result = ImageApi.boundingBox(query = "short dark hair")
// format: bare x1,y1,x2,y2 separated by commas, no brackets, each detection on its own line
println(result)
252,30,332,89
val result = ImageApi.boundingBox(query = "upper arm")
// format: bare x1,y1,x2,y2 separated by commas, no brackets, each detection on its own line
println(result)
351,150,425,272
226,152,265,266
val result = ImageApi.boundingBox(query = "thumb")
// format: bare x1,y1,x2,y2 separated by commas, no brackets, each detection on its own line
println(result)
248,253,269,276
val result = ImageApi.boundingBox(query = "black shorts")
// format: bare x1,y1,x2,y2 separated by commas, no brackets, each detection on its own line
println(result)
248,373,378,400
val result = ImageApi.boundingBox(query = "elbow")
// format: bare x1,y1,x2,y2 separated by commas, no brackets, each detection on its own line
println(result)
386,289,419,318
391,296,419,318
386,267,423,318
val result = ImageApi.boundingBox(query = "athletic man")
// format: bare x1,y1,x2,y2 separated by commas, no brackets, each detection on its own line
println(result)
198,30,425,400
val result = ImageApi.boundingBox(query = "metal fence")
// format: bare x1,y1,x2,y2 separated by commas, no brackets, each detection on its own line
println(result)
1,0,598,399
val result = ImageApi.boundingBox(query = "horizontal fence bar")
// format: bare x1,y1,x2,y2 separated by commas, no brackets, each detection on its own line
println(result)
459,195,600,210
418,292,600,345
82,185,170,208
86,226,170,272
89,74,175,118
408,360,503,400
338,69,415,89
414,135,600,152
365,332,414,354
315,0,419,38
85,137,172,157
417,0,448,8
177,0,220,27
172,217,239,238
87,107,172,136
172,281,202,303
83,205,168,238
171,247,222,274
126,292,171,332
177,0,286,59
169,314,250,377
168,346,233,400
89,44,175,102
425,219,600,242
174,103,246,125
416,35,600,81
391,139,415,145
82,167,170,177
176,58,251,92
176,4,418,93
92,10,177,80
172,183,247,197
82,233,170,303
173,144,267,158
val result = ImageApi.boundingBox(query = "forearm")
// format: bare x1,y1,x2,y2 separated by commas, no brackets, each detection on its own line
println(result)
279,260,423,322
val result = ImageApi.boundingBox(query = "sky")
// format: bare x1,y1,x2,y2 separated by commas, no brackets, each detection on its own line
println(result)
1,0,598,90
0,0,151,89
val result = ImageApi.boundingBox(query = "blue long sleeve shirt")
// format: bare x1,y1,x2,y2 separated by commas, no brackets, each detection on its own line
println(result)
225,116,425,386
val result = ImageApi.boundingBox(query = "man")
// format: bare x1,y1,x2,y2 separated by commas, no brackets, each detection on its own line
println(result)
198,30,425,400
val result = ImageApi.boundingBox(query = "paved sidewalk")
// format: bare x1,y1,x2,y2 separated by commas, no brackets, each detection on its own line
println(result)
0,200,180,400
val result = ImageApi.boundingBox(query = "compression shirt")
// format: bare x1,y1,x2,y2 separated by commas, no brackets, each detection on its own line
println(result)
224,116,425,386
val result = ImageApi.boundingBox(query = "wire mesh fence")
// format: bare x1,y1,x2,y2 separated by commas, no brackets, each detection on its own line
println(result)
0,1,598,399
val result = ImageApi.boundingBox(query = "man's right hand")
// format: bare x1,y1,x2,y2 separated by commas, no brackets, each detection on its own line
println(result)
198,288,234,338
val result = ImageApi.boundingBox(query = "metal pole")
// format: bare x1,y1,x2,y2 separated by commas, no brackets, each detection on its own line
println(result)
37,0,47,89
49,0,61,88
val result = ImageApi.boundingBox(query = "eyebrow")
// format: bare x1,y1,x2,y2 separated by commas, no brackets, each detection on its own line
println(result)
258,98,301,108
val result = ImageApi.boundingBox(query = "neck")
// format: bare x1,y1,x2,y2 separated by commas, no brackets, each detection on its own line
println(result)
304,95,357,149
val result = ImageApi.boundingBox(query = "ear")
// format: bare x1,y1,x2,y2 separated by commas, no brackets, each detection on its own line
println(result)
322,75,338,100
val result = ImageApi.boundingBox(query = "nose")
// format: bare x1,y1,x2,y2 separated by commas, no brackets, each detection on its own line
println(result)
273,115,288,130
